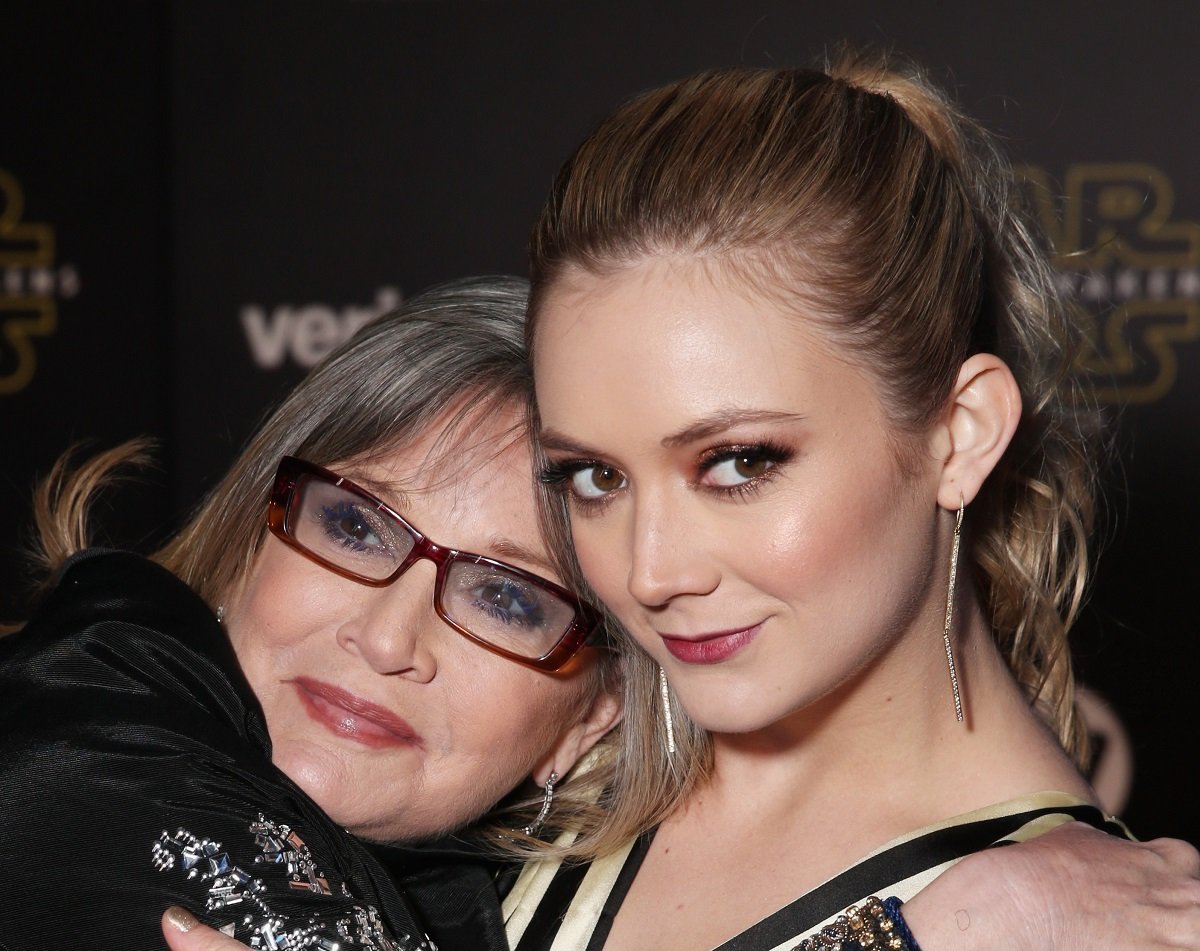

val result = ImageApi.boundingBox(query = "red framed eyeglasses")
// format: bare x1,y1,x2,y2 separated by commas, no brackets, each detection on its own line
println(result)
266,456,606,672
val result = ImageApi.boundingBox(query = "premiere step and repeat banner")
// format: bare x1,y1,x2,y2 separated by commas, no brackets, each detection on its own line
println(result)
3,1,1198,844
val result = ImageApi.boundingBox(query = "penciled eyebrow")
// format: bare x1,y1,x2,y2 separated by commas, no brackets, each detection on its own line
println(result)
334,471,412,511
486,537,558,576
659,409,807,448
539,409,806,456
537,428,598,456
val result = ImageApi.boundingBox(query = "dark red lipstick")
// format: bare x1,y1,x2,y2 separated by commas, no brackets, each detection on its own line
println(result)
293,677,422,749
659,623,761,665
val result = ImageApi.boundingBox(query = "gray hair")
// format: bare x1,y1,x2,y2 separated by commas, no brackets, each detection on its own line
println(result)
158,274,533,607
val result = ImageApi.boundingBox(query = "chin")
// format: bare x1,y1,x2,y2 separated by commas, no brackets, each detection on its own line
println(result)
683,689,809,735
315,790,406,843
346,800,477,846
685,703,771,735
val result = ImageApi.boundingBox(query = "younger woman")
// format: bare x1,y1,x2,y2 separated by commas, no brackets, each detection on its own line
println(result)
513,54,1200,949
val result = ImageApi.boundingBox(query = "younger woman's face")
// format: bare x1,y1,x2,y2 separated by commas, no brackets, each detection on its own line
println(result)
534,257,947,736
225,403,615,842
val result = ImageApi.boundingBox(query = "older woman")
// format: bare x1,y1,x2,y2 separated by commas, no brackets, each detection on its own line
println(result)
509,54,1200,949
0,276,619,950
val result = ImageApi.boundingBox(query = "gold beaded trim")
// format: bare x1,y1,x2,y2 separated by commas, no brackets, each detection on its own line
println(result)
794,896,905,950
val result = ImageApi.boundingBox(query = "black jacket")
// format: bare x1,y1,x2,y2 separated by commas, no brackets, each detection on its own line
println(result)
0,550,507,950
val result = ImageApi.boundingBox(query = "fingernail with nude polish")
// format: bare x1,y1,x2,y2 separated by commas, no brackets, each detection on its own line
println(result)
165,906,201,933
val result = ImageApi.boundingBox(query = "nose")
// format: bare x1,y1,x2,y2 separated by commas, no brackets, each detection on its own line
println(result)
335,559,439,682
626,490,720,608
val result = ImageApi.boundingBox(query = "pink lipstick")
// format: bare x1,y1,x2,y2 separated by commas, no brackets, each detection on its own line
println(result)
659,623,761,665
293,677,422,749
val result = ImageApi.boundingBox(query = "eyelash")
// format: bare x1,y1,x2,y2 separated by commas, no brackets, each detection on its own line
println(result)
538,441,795,511
538,460,618,515
537,460,588,489
697,441,793,499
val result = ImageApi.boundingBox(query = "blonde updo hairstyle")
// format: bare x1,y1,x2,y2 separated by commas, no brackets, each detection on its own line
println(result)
525,52,1099,857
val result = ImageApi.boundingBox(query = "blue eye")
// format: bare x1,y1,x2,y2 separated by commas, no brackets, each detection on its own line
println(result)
319,502,385,552
468,577,547,629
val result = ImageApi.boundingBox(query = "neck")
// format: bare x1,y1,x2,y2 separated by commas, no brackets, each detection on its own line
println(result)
693,593,1088,838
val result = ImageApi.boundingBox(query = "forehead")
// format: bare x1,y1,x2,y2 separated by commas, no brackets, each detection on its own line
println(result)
534,256,870,421
334,400,545,555
344,396,524,479
539,255,816,357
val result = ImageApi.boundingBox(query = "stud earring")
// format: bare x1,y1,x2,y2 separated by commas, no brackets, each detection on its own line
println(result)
942,496,965,722
522,771,559,837
659,665,677,755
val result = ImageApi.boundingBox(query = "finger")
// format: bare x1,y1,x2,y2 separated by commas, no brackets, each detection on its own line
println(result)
161,908,246,951
1145,837,1200,877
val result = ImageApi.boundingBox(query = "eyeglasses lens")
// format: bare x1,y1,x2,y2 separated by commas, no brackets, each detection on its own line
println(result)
290,475,416,580
441,560,578,658
287,473,577,659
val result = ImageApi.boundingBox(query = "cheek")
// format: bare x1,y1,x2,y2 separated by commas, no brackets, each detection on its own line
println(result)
448,639,591,757
774,476,935,631
722,467,926,615
413,675,590,832
227,559,344,711
570,514,629,605
453,670,583,764
758,497,865,585
235,545,343,640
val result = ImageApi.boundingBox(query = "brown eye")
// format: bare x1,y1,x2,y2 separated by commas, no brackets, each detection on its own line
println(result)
569,464,627,499
733,454,772,479
339,515,373,542
591,465,624,491
704,445,789,489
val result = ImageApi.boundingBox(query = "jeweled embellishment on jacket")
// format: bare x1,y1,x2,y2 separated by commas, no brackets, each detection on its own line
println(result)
251,816,338,898
152,815,435,950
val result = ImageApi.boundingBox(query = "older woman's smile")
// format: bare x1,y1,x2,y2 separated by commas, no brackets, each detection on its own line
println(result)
292,677,423,748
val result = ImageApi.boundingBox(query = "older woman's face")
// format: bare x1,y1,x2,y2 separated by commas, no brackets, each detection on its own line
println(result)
225,403,615,842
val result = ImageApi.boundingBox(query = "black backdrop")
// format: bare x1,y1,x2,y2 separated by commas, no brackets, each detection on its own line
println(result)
3,1,1197,845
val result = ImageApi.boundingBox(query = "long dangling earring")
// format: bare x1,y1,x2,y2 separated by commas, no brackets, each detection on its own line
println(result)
522,771,559,837
942,496,965,722
659,665,677,754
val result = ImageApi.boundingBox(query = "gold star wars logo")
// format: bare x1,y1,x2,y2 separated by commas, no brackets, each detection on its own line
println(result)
0,168,79,395
1021,163,1200,404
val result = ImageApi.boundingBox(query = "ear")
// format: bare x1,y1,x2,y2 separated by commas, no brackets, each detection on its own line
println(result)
531,687,623,786
933,353,1022,510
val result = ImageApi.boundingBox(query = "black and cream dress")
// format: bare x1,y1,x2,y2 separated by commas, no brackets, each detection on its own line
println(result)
503,792,1125,951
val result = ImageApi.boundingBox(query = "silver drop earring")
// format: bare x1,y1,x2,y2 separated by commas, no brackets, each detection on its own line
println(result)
942,496,965,722
522,771,559,837
215,605,225,624
659,665,677,755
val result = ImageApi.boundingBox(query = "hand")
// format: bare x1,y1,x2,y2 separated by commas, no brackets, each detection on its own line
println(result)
162,908,247,951
901,822,1200,949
